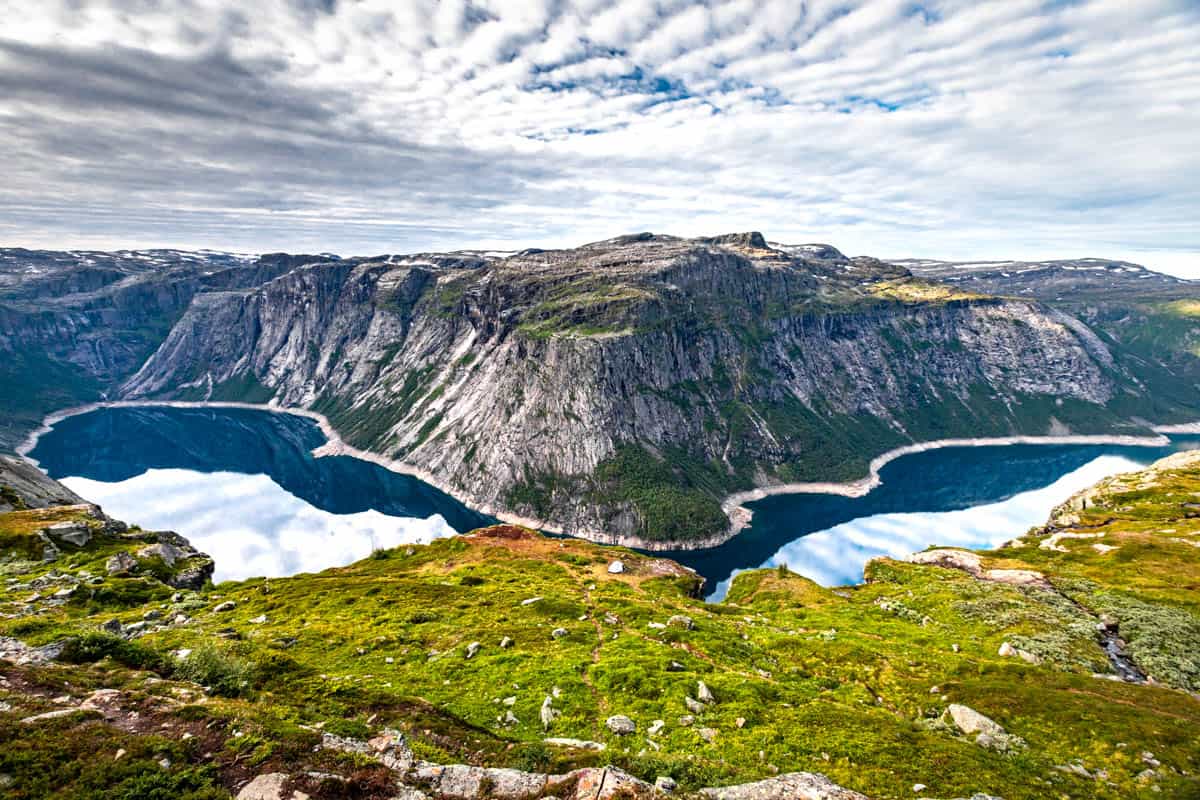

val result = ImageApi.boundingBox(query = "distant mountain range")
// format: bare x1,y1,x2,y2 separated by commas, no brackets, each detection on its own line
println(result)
2,234,1197,546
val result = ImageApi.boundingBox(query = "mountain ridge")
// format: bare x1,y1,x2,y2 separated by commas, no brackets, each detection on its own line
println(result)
4,234,1198,547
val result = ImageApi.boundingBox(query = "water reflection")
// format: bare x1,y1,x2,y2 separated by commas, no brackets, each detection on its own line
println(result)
30,406,494,582
704,455,1141,599
30,406,1199,593
669,437,1200,598
64,470,456,582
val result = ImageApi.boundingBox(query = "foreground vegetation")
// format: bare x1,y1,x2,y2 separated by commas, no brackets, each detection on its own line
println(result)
2,452,1200,798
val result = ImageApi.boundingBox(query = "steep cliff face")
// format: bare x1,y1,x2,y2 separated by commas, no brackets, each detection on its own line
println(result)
0,249,324,448
118,233,1180,547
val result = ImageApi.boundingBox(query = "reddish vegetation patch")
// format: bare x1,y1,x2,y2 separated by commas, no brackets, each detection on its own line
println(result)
471,525,539,541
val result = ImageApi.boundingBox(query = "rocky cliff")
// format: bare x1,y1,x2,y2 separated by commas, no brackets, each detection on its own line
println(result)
118,233,1192,547
0,249,325,449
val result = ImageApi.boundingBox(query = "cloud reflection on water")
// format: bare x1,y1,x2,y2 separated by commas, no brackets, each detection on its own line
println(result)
63,469,456,583
708,454,1143,600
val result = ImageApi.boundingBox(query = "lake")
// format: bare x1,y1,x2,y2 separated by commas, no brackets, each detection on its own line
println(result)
28,405,1199,592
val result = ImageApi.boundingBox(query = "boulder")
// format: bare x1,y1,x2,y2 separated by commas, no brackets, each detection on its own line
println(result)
543,737,605,751
465,642,481,659
43,521,91,548
699,772,870,799
169,556,215,590
106,552,138,577
605,715,636,735
945,704,1005,738
137,542,188,567
607,560,625,574
944,703,1026,751
697,681,715,703
236,773,309,800
566,766,652,799
685,696,705,714
668,614,695,630
368,728,415,772
540,696,558,730
656,776,678,793
906,549,982,576
213,601,236,613
413,765,545,800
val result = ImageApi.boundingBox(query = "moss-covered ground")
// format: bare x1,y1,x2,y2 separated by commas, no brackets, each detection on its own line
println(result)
3,457,1200,798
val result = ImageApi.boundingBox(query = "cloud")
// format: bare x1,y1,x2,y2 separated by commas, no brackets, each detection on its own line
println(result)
63,469,457,582
0,0,1197,276
706,454,1146,597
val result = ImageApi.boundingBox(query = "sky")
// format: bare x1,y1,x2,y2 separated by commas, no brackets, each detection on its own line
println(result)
1,0,1198,277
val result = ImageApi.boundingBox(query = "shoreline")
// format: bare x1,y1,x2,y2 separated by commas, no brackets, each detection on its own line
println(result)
16,400,1188,552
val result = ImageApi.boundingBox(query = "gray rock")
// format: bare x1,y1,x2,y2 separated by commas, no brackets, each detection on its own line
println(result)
685,695,705,714
606,715,636,735
543,737,606,751
413,764,546,800
101,619,123,636
540,696,558,730
551,627,568,639
698,727,717,743
668,614,694,630
169,556,215,591
699,771,870,799
607,560,625,574
43,521,91,547
697,681,715,704
945,703,1026,751
369,728,415,772
500,636,514,648
946,704,1004,737
465,641,481,659
137,542,188,567
213,601,236,613
105,551,137,577
235,773,303,800
567,766,652,799
655,776,678,793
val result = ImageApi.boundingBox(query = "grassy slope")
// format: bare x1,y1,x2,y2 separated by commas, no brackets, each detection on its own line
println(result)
3,455,1200,798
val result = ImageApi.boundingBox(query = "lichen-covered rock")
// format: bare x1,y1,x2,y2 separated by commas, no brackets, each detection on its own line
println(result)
605,715,636,735
236,773,308,800
43,521,92,547
944,704,1027,751
699,772,870,799
105,551,137,577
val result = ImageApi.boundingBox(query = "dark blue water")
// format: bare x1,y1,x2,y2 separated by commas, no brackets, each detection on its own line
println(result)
32,406,493,533
29,406,1199,591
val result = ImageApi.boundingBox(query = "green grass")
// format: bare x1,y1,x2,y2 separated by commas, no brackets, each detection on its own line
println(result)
4,452,1200,798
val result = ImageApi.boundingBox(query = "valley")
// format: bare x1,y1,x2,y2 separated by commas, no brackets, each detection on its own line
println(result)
3,234,1197,549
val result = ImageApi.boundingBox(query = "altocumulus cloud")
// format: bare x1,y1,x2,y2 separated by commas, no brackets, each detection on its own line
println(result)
0,0,1197,275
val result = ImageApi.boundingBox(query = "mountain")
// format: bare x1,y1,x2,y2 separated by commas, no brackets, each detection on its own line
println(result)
0,247,341,450
893,256,1200,428
2,442,1199,798
2,235,1197,547
115,233,1198,547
